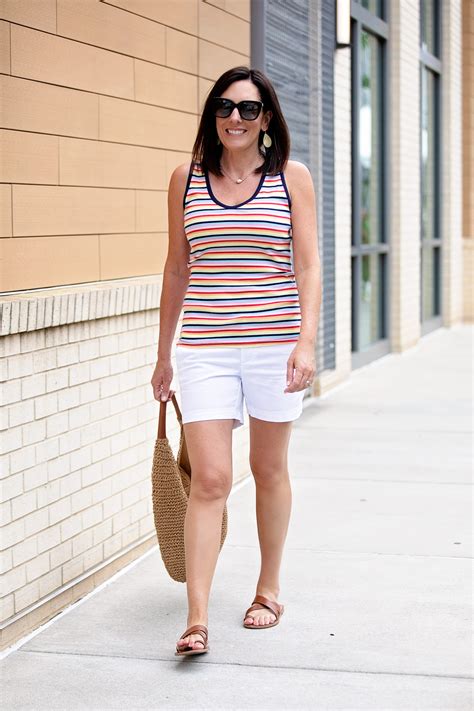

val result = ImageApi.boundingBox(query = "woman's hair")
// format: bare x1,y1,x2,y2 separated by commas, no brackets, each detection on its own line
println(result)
191,66,290,177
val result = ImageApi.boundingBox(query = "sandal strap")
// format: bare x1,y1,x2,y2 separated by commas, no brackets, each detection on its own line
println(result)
179,624,208,642
245,594,282,620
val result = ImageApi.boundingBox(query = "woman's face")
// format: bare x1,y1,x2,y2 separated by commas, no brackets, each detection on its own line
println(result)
215,79,272,154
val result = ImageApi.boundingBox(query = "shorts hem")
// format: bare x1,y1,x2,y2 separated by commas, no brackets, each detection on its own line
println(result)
181,408,244,428
247,405,303,423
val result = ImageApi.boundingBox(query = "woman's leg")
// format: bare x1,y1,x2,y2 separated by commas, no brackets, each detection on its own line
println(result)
245,416,294,626
176,418,234,650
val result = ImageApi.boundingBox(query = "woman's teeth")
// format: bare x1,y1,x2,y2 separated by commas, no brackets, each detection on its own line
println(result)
226,129,246,134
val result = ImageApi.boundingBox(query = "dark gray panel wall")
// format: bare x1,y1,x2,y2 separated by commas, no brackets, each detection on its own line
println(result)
265,1,310,165
320,1,336,369
252,0,336,372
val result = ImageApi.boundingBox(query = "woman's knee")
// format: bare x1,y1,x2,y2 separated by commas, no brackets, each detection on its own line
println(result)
249,457,289,488
190,468,232,501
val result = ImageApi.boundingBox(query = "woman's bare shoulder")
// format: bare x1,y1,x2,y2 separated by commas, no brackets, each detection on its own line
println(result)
170,162,193,187
283,160,313,202
168,162,195,207
284,160,311,181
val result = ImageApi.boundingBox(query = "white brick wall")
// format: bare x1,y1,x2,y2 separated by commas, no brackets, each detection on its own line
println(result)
319,43,352,393
389,0,421,351
1,303,159,622
1,277,251,642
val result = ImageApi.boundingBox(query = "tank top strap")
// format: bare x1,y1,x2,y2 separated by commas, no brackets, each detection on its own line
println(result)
183,161,206,209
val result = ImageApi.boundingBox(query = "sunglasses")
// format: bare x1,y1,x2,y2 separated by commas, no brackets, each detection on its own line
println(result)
210,97,264,121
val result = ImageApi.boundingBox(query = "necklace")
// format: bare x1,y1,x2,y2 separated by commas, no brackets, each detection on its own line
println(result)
220,161,264,184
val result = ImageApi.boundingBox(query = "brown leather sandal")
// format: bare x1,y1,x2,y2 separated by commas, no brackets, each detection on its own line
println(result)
243,594,284,629
175,624,210,656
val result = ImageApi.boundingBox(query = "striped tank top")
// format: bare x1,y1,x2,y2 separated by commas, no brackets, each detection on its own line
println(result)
176,161,301,348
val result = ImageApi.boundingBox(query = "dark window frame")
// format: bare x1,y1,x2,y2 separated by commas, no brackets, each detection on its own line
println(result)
419,0,442,332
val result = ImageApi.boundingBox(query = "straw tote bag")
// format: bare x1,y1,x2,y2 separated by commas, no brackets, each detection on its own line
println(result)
151,393,228,583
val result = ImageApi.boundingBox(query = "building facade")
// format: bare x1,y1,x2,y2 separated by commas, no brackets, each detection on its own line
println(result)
0,0,468,649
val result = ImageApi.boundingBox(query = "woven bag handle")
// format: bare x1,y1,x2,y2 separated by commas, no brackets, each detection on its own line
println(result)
158,392,183,439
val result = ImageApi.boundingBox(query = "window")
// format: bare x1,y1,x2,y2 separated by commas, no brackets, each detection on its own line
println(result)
351,2,389,365
420,0,441,327
360,0,384,19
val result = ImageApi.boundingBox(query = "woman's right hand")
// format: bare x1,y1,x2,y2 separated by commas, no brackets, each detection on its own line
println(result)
151,358,175,402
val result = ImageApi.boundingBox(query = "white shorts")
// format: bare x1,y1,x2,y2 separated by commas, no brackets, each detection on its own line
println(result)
174,342,306,429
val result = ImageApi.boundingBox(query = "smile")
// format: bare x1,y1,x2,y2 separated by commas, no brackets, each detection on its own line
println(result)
226,129,246,135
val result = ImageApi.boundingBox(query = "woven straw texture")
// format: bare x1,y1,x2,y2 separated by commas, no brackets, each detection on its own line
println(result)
151,404,228,583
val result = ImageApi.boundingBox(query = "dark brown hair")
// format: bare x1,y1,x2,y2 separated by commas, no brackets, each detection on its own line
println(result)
191,66,290,177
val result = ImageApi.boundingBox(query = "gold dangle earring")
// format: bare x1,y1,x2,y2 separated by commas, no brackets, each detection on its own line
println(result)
262,132,272,148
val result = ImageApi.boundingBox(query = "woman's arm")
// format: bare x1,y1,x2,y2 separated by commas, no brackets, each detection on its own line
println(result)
284,160,322,391
151,163,190,401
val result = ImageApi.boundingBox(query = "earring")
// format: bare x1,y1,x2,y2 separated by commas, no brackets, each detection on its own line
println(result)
262,132,272,148
217,137,221,145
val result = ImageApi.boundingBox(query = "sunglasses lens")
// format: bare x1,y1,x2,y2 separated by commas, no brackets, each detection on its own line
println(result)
240,101,261,120
212,99,233,117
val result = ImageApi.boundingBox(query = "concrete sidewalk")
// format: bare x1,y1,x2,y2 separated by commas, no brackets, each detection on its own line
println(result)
2,325,473,710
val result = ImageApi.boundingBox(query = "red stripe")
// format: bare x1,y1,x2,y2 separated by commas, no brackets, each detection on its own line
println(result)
178,338,298,348
181,327,299,334
183,313,298,321
186,225,289,236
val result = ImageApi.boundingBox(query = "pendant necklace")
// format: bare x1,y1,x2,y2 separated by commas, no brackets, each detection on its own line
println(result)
220,161,264,184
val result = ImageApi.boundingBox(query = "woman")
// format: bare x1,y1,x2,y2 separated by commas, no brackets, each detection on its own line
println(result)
151,66,321,656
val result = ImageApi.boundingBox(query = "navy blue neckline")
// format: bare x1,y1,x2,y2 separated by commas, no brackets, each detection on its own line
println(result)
204,169,266,209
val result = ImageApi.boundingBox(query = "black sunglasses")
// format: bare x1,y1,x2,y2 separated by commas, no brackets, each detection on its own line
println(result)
210,97,264,121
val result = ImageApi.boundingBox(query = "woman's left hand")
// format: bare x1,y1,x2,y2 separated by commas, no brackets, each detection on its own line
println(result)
285,340,316,393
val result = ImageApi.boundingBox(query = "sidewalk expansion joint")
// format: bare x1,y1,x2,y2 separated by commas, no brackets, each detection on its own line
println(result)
223,544,473,559
14,649,474,682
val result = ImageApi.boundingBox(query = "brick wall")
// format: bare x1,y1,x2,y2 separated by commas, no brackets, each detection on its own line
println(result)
0,0,251,651
319,43,352,393
389,0,421,350
0,278,252,649
0,0,250,292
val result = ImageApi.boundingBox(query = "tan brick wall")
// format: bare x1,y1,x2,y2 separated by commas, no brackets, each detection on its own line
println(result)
0,0,250,292
462,0,474,322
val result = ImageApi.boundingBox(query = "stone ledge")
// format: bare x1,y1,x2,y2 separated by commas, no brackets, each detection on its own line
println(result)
0,276,163,336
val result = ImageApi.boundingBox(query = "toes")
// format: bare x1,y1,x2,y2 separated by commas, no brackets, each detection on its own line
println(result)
178,634,204,649
244,609,277,626
254,613,275,626
188,637,203,649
